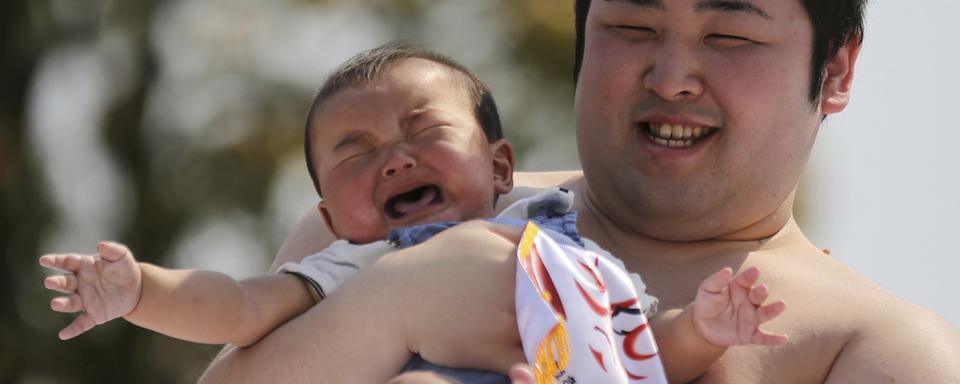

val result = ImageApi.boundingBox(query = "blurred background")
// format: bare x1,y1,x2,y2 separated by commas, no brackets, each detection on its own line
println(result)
1,0,956,382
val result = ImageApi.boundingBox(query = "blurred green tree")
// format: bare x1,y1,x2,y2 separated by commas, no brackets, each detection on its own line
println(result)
2,1,578,382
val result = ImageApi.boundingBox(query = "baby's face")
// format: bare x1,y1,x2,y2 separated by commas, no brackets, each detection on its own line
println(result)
310,58,512,243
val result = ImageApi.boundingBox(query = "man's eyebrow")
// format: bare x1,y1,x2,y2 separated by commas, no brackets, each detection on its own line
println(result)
604,0,665,11
695,0,772,19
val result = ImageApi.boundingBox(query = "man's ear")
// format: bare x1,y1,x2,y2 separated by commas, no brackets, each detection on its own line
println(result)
820,36,862,115
317,201,342,239
490,139,515,195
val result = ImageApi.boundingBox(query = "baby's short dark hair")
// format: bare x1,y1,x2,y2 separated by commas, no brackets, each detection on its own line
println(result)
304,42,503,197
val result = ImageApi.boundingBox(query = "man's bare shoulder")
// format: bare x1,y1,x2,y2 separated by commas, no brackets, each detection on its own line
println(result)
825,295,960,383
709,245,959,382
802,252,960,383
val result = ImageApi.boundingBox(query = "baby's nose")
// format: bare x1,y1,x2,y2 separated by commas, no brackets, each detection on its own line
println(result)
382,153,416,178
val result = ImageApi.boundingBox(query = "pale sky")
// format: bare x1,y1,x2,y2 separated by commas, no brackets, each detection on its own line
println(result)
802,0,959,325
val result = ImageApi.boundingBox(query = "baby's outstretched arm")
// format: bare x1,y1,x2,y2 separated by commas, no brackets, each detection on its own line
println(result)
40,242,142,340
654,266,787,383
40,242,315,346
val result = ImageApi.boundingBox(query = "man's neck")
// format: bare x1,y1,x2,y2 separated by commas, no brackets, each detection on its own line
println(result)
570,177,804,267
572,176,814,310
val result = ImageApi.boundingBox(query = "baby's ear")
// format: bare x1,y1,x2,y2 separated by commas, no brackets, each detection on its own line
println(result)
490,139,515,194
317,201,342,239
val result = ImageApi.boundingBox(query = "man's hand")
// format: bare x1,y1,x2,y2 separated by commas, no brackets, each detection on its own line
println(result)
692,267,788,347
39,241,142,340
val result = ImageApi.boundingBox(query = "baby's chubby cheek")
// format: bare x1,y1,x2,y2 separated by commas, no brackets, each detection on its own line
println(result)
326,208,389,244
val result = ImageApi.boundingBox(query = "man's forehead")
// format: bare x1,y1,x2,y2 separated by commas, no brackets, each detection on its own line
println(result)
603,0,773,19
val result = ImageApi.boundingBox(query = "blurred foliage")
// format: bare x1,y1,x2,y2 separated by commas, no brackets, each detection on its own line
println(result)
1,0,576,382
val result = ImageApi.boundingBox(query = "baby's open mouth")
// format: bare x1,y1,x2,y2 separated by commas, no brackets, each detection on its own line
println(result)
385,185,444,220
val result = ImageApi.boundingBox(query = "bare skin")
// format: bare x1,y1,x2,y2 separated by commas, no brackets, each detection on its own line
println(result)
202,177,958,384
198,214,788,383
204,0,960,381
564,176,960,383
559,0,960,380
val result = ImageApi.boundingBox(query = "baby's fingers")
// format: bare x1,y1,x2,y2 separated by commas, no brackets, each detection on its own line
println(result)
733,266,761,288
50,294,84,313
700,267,734,294
757,300,787,324
97,241,131,262
752,329,789,346
39,254,89,273
44,274,78,294
748,284,769,306
59,313,97,340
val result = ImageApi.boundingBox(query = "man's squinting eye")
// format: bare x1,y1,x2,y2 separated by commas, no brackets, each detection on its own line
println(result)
704,34,757,48
612,25,658,40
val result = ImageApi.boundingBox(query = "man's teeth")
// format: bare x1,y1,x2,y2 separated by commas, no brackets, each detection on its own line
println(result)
648,123,710,148
652,137,694,147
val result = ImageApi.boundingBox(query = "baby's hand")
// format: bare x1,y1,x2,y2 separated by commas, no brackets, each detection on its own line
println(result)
39,242,142,340
692,267,788,347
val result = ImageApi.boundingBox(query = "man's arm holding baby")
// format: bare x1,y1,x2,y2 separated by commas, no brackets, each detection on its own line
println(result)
202,260,414,383
201,221,528,383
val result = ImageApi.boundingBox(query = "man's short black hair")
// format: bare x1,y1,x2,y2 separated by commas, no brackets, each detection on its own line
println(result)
304,42,503,197
573,0,867,103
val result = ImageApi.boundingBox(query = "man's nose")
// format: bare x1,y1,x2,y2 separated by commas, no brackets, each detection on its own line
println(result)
642,42,704,101
381,146,417,178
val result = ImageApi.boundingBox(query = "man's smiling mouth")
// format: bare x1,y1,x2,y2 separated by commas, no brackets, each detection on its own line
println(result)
384,185,444,220
643,122,717,148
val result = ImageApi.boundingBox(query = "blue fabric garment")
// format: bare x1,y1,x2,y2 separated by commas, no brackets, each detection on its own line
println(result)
387,211,583,248
388,205,584,383
401,355,509,384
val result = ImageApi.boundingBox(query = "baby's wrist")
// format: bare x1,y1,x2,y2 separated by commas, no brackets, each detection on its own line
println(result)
123,262,147,319
688,304,723,348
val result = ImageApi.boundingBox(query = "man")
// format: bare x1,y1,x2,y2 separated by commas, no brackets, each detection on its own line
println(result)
203,0,960,382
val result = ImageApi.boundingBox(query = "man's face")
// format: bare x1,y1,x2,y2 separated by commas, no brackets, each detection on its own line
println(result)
575,0,834,240
311,59,512,243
